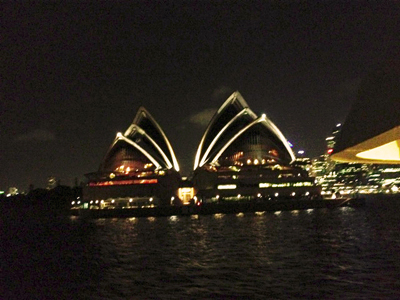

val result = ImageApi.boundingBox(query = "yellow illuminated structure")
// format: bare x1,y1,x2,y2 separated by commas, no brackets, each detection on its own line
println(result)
331,64,400,164
178,187,195,204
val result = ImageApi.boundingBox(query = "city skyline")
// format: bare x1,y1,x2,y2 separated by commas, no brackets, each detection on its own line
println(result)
2,1,399,191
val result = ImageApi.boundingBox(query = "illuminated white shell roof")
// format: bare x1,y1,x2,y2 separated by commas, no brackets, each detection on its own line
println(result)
194,91,295,170
103,107,180,171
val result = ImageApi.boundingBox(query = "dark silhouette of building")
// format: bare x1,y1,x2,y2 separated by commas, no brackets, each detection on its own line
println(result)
332,62,400,164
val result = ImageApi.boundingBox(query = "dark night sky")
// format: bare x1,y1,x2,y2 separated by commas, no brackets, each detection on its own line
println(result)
1,1,399,191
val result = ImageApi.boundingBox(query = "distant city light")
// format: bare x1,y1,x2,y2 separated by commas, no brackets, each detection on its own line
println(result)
297,150,305,155
218,184,237,190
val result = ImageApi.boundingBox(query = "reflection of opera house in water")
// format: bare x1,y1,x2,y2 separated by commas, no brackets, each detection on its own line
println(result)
83,92,321,208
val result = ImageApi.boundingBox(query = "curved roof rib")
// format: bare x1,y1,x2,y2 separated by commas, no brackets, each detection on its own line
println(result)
199,108,257,167
210,115,295,165
194,92,295,170
101,133,163,170
262,115,296,163
124,107,180,171
102,107,179,172
125,124,174,169
116,133,162,169
194,91,250,169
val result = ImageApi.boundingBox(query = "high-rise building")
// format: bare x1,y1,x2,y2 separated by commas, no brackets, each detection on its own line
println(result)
47,176,57,190
325,123,342,156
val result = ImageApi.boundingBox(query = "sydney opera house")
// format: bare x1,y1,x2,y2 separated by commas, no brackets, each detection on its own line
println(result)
83,92,321,208
83,107,181,208
192,92,321,202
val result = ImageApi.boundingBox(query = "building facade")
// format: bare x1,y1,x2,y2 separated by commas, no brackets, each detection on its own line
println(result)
192,92,321,202
83,107,181,208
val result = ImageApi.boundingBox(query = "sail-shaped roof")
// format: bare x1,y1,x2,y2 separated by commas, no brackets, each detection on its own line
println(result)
194,91,295,169
102,107,180,172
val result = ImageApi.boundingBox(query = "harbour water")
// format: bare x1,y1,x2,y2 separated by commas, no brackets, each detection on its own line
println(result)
2,197,400,299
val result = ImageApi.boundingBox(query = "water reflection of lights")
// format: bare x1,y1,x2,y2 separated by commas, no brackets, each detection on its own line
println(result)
255,211,265,216
291,210,299,215
148,217,155,222
236,212,244,217
169,215,178,222
274,211,281,215
214,213,224,219
340,206,353,212
307,209,314,213
191,214,199,220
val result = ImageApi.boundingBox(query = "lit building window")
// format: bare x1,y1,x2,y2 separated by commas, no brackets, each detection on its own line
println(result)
217,184,237,190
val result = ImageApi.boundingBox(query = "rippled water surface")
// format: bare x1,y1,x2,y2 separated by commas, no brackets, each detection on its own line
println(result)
2,198,400,299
